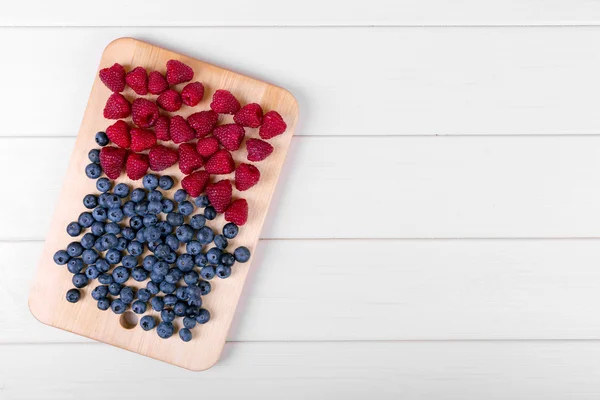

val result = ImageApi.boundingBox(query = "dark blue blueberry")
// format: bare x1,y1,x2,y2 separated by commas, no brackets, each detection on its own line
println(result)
190,215,206,230
122,255,137,269
157,221,172,236
83,194,98,209
234,246,251,263
129,216,143,230
222,223,238,239
196,308,210,324
98,193,110,207
95,131,109,146
72,273,88,288
197,226,214,245
166,212,184,227
198,280,211,296
85,265,100,279
157,322,174,339
66,288,81,303
88,148,101,163
186,306,200,318
97,297,111,310
161,309,175,323
176,224,194,243
164,252,177,263
142,214,158,227
80,233,96,249
159,175,174,190
151,296,165,312
107,207,124,222
66,222,82,237
220,252,235,267
143,174,159,190
154,260,170,277
145,226,161,242
165,268,183,284
216,265,232,279
186,240,202,255
176,254,195,272
105,222,121,234
148,201,163,215
148,190,163,202
179,201,194,216
146,281,160,295
131,188,146,203
115,237,128,251
135,201,149,216
165,235,179,251
183,316,197,329
214,234,228,250
174,301,187,316
176,286,189,301
54,250,70,265
105,248,122,265
140,315,156,331
82,249,99,264
204,206,217,220
179,328,192,342
142,255,157,271
113,266,130,284
91,221,105,236
174,189,187,203
194,195,209,208
123,201,136,217
94,239,107,254
163,294,177,306
114,183,130,198
150,271,165,283
111,298,126,314
119,286,135,304
85,163,102,179
127,241,143,256
121,227,136,241
184,270,199,285
105,194,121,209
101,233,119,249
206,248,223,265
147,240,161,252
96,178,111,193
91,285,109,301
92,207,108,222
132,300,147,314
186,286,203,307
136,228,147,243
136,289,151,303
108,282,122,296
78,212,94,228
98,273,114,285
131,267,148,282
67,258,84,274
96,258,110,272
159,281,176,294
162,199,175,213
195,253,208,266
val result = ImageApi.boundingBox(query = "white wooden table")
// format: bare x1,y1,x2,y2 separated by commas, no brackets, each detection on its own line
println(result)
3,1,600,398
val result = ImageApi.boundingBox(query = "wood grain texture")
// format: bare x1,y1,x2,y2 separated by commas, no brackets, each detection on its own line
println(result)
3,28,600,136
28,38,298,371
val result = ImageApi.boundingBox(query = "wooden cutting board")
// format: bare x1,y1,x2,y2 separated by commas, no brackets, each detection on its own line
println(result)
28,37,298,371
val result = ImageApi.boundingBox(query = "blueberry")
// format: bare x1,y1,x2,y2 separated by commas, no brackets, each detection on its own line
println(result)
98,273,114,285
123,201,136,217
198,280,211,296
195,195,210,208
200,265,215,280
105,222,121,234
131,267,148,282
214,235,228,250
204,206,217,220
164,235,179,252
174,255,193,273
176,224,194,243
92,207,108,222
115,237,127,252
113,266,130,284
136,228,147,243
85,163,102,179
148,190,163,202
153,260,169,275
206,248,223,265
174,301,187,316
234,246,251,263
111,299,126,314
162,199,175,213
179,201,194,216
166,212,184,227
107,208,124,222
186,306,200,318
141,256,156,272
157,221,172,236
161,309,175,323
121,227,136,241
157,322,174,339
77,212,93,228
147,240,161,252
148,201,162,215
190,215,206,230
108,282,122,296
197,226,214,245
103,250,119,266
82,249,99,264
179,328,192,342
91,221,105,236
81,233,97,249
88,148,101,163
195,309,210,324
185,241,201,256
91,285,109,301
159,281,176,294
222,223,238,239
183,316,197,329
96,178,111,193
216,265,232,279
114,183,130,198
186,286,203,307
66,243,85,260
85,265,100,279
149,261,163,276
174,189,187,203
135,201,149,216
96,259,110,273
220,253,235,267
72,273,89,288
67,258,84,274
163,294,177,306
105,194,121,209
66,222,82,237
184,271,199,285
176,286,189,301
145,226,162,242
141,215,156,228
101,233,119,249
159,175,174,190
128,216,142,231
151,296,164,311
132,300,147,314
153,243,170,260
66,288,81,303
146,281,160,295
195,253,208,266
165,268,183,284
83,194,98,209
95,131,109,146
164,252,177,263
143,174,159,190
126,241,143,256
54,250,70,265
98,193,110,207
122,255,137,269
131,188,146,203
119,286,135,304
97,297,111,310
140,315,156,331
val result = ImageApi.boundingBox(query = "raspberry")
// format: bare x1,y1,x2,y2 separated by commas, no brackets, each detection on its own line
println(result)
181,171,210,197
105,120,131,149
196,137,219,157
148,145,178,171
99,63,126,93
130,128,157,152
213,124,245,151
181,82,204,107
125,66,148,95
235,163,260,191
206,180,232,213
188,110,218,138
210,90,240,114
131,98,159,128
169,115,195,144
99,146,127,179
166,59,194,85
178,143,204,174
148,71,169,95
225,199,248,226
246,138,273,162
259,111,287,139
157,89,182,112
205,149,235,175
103,93,131,119
155,115,170,141
126,153,149,180
233,103,263,128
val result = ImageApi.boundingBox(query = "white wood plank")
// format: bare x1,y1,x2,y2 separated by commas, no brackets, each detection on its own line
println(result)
3,341,600,398
3,28,600,136
9,239,600,343
3,136,600,239
3,1,600,26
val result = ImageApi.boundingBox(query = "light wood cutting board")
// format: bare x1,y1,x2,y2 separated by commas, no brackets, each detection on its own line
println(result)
28,37,298,371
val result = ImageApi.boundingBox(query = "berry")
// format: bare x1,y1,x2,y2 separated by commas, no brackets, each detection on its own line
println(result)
164,294,178,307
195,195,210,208
207,248,223,264
140,315,156,331
95,131,109,146
260,111,287,139
130,188,146,203
176,224,194,243
67,258,84,274
125,66,148,95
181,82,204,107
83,194,98,209
206,180,232,213
108,282,122,296
66,222,82,237
157,321,174,339
190,215,206,230
167,212,184,227
119,286,135,304
223,222,238,239
214,234,228,250
216,265,232,279
114,183,130,198
196,308,210,324
85,163,102,179
105,120,130,148
159,175,174,190
157,89,182,112
53,250,70,265
210,89,240,114
105,194,121,209
88,148,101,163
151,296,165,312
99,63,126,93
130,215,143,230
213,124,245,151
113,266,130,284
186,305,201,318
179,328,192,342
198,280,211,295
105,222,121,234
154,115,170,141
145,226,162,242
149,145,178,171
98,273,113,285
103,93,131,119
67,242,84,257
176,254,195,272
178,143,203,174
132,300,147,314
72,273,88,288
220,252,235,267
183,316,196,329
143,214,158,227
197,226,215,246
184,271,199,285
196,137,219,158
91,285,109,301
246,138,273,162
179,201,194,216
130,128,157,152
161,309,176,324
235,163,260,191
111,298,126,314
131,98,159,128
90,221,105,236
125,153,149,180
99,146,127,179
148,190,163,202
205,149,235,175
96,297,110,310
148,201,162,214
181,171,210,197
142,174,159,190
132,267,149,282
80,233,96,249
107,208,124,222
234,246,251,262
234,103,263,128
174,189,187,203
148,71,169,95
127,241,143,256
200,265,215,280
186,286,203,307
204,206,217,220
66,288,81,303
188,110,218,138
170,115,195,144
225,199,248,225
166,59,193,85
96,177,111,193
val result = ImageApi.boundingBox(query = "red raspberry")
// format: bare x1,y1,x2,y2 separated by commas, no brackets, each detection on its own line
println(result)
148,71,169,95
131,98,159,128
125,153,149,180
213,124,245,151
187,110,218,138
169,115,195,144
157,89,182,112
99,63,126,93
106,120,131,149
225,198,248,225
206,180,232,213
181,82,204,107
148,145,178,171
235,163,260,191
233,103,263,128
246,138,273,162
166,59,194,85
205,149,235,175
178,143,204,174
130,128,157,152
154,115,170,141
196,137,219,157
259,111,287,139
210,90,240,114
99,146,127,179
103,93,131,119
125,66,148,95
182,171,210,197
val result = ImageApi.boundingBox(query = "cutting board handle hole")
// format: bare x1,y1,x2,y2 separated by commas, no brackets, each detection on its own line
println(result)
119,311,138,330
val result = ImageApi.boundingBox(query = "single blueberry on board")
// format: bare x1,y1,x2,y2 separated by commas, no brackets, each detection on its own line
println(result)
200,265,215,280
158,175,174,190
54,250,70,265
164,235,179,252
157,221,172,236
196,308,211,324
85,265,100,279
97,297,111,310
66,288,81,303
206,248,223,265
147,201,163,215
220,252,235,267
176,225,194,243
127,241,143,256
121,227,136,241
114,183,130,198
179,328,192,342
165,268,183,284
204,206,217,220
214,234,228,250
145,226,162,242
80,233,97,250
65,243,83,259
183,316,197,329
130,216,143,230
105,248,122,264
101,233,119,249
122,255,137,269
174,189,187,203
176,254,195,272
148,190,163,202
146,281,160,295
186,306,200,318
142,255,157,271
216,265,232,279
112,266,130,284
72,273,89,288
96,177,111,193
161,199,175,213
132,300,147,314
93,236,108,253
151,296,165,312
85,163,102,179
98,273,114,285
184,271,199,286
137,288,151,302
95,131,109,146
123,201,136,217
140,315,156,331
91,285,109,301
105,194,121,209
190,215,206,230
66,222,82,237
105,222,121,235
195,253,208,266
176,286,189,301
161,309,175,323
119,286,135,304
186,240,202,255
179,201,194,216
159,281,176,294
82,249,99,264
98,193,110,207
197,226,214,245
222,222,238,239
143,174,159,190
173,301,187,317
135,201,149,216
166,212,184,227
107,207,124,222
153,261,169,277
164,294,178,306
130,188,146,203
111,299,126,314
91,221,105,236
78,212,94,228
234,246,251,263
157,322,174,339
131,267,148,282
88,148,101,164
67,258,84,274
83,194,98,209
92,207,108,222
194,195,210,208
108,282,122,296
198,280,211,296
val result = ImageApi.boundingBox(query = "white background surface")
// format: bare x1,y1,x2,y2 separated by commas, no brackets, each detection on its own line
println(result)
3,1,600,398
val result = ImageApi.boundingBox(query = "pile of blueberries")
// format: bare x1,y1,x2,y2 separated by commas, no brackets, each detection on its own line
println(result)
53,137,251,342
